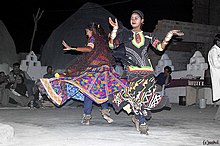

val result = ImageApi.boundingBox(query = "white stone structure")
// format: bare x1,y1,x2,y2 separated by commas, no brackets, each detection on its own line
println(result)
171,51,208,79
155,53,174,76
20,51,47,81
186,51,208,79
164,51,215,105
147,19,220,106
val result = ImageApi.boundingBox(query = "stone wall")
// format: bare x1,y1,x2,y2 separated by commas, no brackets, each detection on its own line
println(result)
150,19,220,71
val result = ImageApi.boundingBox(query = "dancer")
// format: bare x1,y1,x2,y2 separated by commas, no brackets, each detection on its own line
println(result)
108,10,184,134
37,22,127,125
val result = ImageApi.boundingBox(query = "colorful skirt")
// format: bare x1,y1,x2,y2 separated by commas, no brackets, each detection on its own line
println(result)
109,66,170,114
37,65,127,107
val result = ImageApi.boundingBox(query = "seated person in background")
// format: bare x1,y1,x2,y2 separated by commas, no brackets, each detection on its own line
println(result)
0,71,9,104
9,62,42,108
43,66,54,79
0,71,9,87
32,84,43,108
9,62,31,81
155,66,172,91
1,74,33,107
9,62,35,97
41,66,55,102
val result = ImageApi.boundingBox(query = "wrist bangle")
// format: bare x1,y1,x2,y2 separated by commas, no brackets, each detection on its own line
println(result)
112,29,117,33
167,31,173,37
111,33,116,40
70,47,76,50
168,31,173,34
164,32,173,42
162,40,169,45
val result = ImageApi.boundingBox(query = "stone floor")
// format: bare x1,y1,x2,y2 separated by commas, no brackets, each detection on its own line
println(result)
0,102,219,146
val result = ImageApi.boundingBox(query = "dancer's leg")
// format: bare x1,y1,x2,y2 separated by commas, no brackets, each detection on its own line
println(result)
81,97,93,125
101,101,113,123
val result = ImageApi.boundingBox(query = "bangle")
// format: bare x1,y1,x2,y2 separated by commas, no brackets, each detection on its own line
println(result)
111,32,117,40
167,31,173,37
162,40,168,45
164,32,173,42
70,47,76,50
168,31,173,34
162,40,169,45
113,26,118,30
112,29,117,33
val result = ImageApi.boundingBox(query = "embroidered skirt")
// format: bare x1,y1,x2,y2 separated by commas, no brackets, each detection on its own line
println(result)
37,65,127,107
109,66,170,114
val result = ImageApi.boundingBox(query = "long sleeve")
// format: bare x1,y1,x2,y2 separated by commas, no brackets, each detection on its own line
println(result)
147,34,163,51
109,28,132,49
208,46,220,69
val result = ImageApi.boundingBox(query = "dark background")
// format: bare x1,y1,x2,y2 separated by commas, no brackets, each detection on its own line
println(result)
0,0,192,54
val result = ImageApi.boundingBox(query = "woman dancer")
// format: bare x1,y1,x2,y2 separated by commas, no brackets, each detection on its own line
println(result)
108,10,184,134
37,22,127,125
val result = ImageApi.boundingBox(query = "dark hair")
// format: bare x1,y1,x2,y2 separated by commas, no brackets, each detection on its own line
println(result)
213,34,220,45
131,10,144,28
85,22,107,38
13,62,20,67
47,66,52,70
65,22,114,76
132,10,144,19
16,74,24,83
164,66,172,73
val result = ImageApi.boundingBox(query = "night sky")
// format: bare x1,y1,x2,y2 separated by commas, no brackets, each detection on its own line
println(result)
0,0,192,54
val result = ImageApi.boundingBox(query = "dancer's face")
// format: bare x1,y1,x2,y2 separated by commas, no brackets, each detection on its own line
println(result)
130,13,144,30
85,29,93,38
47,67,52,74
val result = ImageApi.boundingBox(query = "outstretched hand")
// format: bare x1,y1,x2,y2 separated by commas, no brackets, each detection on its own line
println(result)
109,17,119,30
170,30,184,37
62,40,70,50
62,40,76,51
